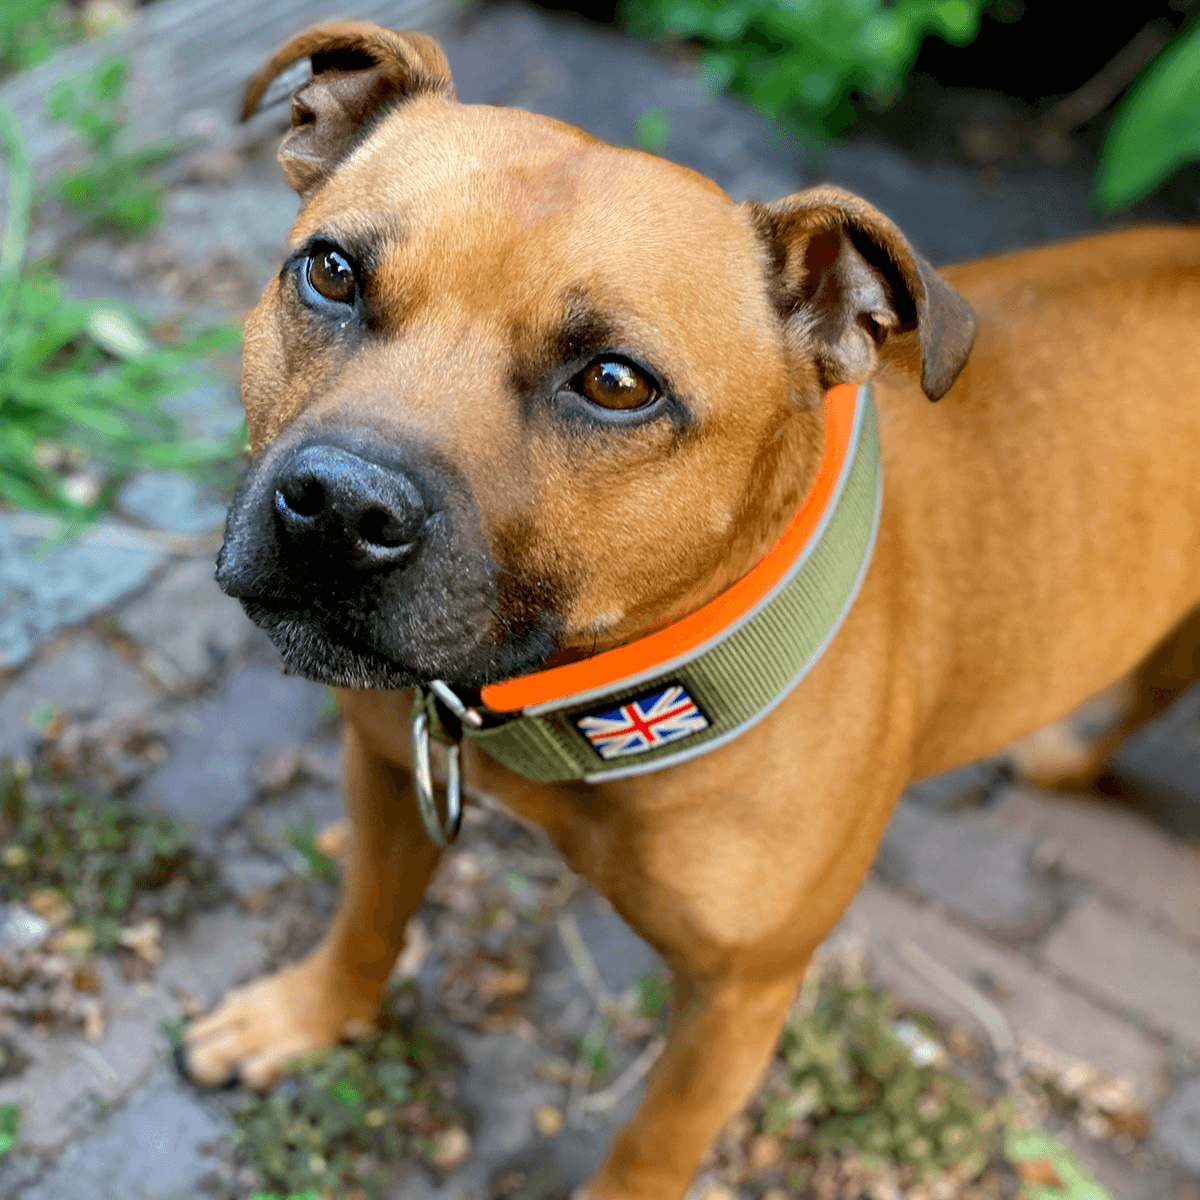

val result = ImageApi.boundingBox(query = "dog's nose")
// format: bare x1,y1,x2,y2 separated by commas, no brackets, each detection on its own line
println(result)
272,443,427,566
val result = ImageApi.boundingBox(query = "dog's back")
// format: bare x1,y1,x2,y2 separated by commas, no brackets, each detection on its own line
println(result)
875,226,1200,778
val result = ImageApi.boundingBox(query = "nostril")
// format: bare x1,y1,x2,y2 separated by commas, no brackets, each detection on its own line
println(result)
278,476,326,518
356,506,414,549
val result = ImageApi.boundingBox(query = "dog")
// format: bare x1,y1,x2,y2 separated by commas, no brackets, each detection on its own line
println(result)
184,21,1200,1198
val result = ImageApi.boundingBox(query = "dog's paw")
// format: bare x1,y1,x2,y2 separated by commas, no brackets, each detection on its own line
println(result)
182,957,377,1090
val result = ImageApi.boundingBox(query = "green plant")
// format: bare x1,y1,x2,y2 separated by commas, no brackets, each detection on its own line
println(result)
45,56,182,235
760,973,994,1180
0,767,219,950
0,104,242,519
620,0,988,137
0,1102,20,1158
285,813,341,887
636,106,673,154
633,968,672,1020
1095,17,1200,210
217,987,465,1200
0,0,63,77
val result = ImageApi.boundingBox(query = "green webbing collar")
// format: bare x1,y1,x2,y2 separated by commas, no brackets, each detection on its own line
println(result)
415,383,881,795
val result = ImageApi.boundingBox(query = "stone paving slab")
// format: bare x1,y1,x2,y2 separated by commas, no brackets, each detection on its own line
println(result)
829,878,1172,1107
875,799,1057,940
1041,897,1200,1051
994,786,1200,945
140,660,329,830
114,556,264,692
0,519,168,670
0,906,268,1157
0,635,152,763
17,1066,228,1200
1156,1075,1200,1174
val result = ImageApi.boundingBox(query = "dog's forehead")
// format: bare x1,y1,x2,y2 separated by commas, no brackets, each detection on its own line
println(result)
294,100,747,277
288,100,775,376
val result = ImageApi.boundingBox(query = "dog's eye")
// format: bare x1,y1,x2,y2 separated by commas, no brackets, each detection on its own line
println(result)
573,359,657,410
306,249,356,304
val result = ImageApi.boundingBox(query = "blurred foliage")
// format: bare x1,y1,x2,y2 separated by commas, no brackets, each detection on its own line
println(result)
0,91,242,521
45,56,183,235
762,971,995,1179
619,0,989,136
213,986,466,1200
0,1102,20,1159
1003,1113,1112,1200
0,766,219,951
1096,17,1200,210
0,0,65,76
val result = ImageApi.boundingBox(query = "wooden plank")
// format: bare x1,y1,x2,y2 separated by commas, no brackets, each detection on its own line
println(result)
0,0,465,180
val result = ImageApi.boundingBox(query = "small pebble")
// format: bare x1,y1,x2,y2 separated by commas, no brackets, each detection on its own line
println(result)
431,1126,471,1170
535,1103,564,1137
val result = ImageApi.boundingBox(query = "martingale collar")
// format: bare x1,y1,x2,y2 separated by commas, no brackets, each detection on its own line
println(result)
414,381,881,815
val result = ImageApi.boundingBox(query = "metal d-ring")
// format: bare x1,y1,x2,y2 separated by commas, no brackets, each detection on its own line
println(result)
410,707,462,848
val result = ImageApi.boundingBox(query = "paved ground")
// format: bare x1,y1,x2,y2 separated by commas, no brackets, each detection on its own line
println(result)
2,2,1200,1197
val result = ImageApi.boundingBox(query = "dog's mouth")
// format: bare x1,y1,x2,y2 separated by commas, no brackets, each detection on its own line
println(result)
235,591,561,692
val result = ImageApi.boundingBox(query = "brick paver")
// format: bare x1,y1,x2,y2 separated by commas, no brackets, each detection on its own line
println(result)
995,786,1200,944
1042,897,1200,1050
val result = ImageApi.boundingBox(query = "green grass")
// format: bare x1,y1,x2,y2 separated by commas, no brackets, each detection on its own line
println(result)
44,56,184,236
0,65,243,523
0,766,218,951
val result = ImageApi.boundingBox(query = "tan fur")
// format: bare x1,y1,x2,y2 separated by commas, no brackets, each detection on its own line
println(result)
186,25,1200,1199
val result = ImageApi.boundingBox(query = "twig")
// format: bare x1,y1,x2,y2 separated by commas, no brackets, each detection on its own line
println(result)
566,1007,608,1127
556,911,614,1012
581,1035,664,1115
898,940,1019,1083
1039,21,1173,133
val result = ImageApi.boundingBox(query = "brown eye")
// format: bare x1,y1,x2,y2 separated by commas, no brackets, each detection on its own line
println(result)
575,359,657,410
306,249,356,304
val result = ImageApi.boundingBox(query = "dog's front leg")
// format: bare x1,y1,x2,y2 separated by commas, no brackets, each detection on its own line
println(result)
185,721,441,1088
585,960,808,1200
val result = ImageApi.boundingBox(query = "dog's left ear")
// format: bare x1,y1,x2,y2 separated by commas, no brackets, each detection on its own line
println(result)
744,186,977,401
241,21,454,198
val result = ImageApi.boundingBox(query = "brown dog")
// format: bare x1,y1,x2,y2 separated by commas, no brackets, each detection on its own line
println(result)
185,21,1200,1198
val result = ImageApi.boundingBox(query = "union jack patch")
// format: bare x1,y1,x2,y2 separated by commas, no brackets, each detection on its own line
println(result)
574,683,710,760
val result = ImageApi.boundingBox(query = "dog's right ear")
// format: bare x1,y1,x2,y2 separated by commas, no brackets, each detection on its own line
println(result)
242,21,454,198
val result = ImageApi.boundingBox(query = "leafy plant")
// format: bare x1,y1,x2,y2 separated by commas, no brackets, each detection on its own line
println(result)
44,55,184,235
0,767,219,951
636,106,673,154
633,968,672,1020
760,972,994,1180
0,1102,20,1159
0,0,64,77
1095,17,1200,210
0,103,242,519
216,987,465,1200
285,813,341,887
619,0,988,137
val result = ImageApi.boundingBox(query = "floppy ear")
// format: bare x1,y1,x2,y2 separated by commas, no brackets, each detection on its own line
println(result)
241,21,455,198
744,187,977,401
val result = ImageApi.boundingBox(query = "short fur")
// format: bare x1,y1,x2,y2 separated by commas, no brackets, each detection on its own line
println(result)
188,24,1200,1199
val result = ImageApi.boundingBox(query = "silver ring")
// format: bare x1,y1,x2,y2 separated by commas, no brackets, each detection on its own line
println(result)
411,708,462,848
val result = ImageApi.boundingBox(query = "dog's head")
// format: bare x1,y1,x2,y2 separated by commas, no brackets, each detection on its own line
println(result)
217,22,977,691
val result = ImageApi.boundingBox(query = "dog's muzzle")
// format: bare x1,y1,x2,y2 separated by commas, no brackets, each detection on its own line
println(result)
215,427,561,690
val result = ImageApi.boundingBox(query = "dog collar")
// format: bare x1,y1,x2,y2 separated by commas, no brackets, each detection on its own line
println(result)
412,381,881,832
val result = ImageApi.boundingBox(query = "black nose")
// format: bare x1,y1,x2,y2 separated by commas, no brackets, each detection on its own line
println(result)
272,444,427,566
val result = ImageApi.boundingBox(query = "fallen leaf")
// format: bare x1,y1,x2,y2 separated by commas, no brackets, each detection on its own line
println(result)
1016,1159,1063,1187
27,890,73,929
